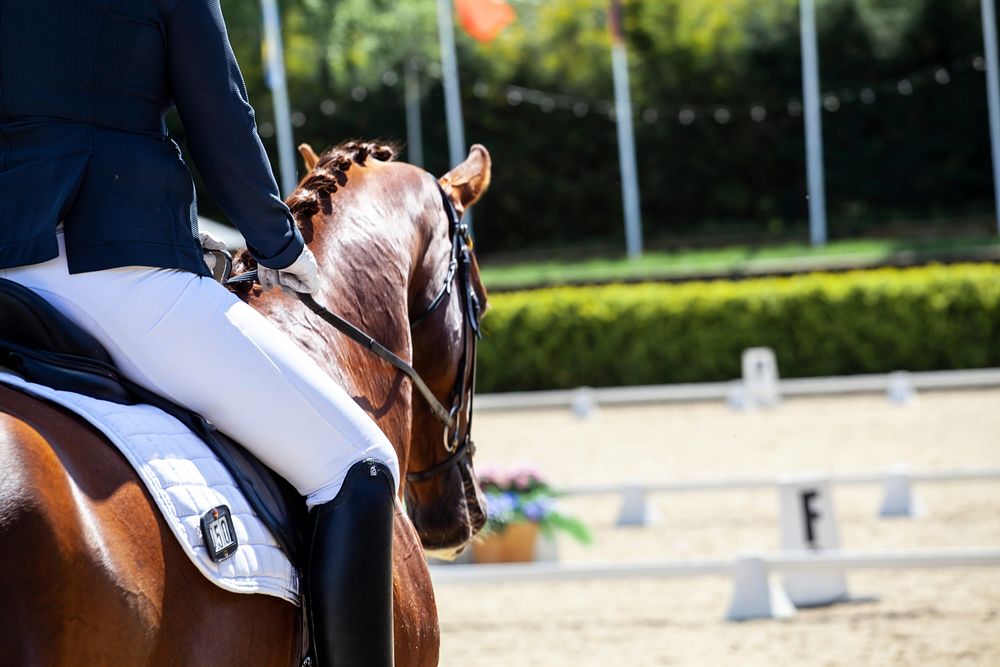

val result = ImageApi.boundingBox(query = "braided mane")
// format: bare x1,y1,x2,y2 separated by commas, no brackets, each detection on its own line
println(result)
229,140,398,298
287,140,399,229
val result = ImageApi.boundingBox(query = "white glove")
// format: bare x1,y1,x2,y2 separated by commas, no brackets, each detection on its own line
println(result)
258,245,319,295
199,230,228,274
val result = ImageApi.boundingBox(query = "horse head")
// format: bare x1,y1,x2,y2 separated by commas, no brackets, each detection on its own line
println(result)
405,146,492,556
236,140,490,555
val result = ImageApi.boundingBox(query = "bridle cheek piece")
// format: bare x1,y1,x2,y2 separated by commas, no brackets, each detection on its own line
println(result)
226,184,481,485
404,185,482,483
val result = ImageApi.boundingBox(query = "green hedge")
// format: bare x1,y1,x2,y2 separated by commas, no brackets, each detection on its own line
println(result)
476,264,1000,393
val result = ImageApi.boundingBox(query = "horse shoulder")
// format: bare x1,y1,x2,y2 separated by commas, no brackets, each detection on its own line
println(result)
0,411,65,664
0,390,172,664
0,390,300,666
392,506,441,667
0,409,64,560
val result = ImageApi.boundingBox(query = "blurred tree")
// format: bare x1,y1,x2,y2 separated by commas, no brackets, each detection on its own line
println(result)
185,0,993,256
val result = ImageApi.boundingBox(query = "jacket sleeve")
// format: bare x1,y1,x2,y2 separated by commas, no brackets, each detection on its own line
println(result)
163,0,303,269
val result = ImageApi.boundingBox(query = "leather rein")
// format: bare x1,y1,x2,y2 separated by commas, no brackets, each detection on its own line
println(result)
225,184,481,484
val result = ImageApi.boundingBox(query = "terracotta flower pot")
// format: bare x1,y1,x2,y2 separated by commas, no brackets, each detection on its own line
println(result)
472,521,540,563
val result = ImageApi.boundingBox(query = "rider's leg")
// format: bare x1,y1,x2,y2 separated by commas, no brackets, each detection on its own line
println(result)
1,234,396,665
308,459,395,667
1,234,399,504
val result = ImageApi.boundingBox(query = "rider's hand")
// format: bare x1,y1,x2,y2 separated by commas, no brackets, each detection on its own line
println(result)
198,230,228,273
258,245,319,295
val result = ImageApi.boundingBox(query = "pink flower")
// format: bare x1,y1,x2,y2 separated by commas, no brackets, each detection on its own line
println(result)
476,463,510,490
477,461,548,491
509,461,546,488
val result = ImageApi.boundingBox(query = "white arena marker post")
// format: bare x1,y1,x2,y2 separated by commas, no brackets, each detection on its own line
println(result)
616,484,656,527
742,347,781,408
886,371,917,405
726,379,750,411
534,532,559,562
726,555,796,621
879,467,922,518
778,474,850,606
570,386,598,419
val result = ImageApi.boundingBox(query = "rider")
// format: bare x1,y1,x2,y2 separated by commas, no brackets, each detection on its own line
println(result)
0,1,396,664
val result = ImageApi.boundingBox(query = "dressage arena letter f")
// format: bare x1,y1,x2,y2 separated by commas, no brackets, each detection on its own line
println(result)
801,490,821,548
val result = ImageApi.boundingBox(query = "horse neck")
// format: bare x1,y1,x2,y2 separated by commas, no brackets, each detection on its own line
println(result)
251,170,427,471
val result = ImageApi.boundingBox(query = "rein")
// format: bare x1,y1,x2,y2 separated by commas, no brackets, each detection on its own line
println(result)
225,184,480,484
297,291,454,427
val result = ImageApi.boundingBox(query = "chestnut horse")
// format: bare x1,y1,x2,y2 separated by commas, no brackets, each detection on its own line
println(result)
0,142,491,666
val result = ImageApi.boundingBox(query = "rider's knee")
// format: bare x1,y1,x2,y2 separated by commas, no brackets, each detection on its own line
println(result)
304,435,400,508
364,433,400,496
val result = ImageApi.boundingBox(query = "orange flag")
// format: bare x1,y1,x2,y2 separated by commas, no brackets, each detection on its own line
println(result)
455,0,516,43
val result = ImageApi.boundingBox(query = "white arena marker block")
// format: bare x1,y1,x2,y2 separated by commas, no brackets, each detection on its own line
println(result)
742,347,781,408
886,371,918,405
778,475,850,607
570,386,598,419
726,379,750,411
534,532,559,562
879,468,923,518
726,556,796,621
616,484,657,526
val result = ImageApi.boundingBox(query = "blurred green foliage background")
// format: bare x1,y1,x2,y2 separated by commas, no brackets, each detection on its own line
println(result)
188,0,995,259
477,263,1000,391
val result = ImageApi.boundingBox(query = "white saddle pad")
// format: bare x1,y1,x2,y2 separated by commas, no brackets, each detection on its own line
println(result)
0,372,299,605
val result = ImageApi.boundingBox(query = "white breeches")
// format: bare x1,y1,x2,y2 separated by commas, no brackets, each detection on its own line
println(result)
0,233,400,507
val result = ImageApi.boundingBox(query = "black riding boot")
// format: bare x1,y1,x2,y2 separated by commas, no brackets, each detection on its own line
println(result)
307,459,395,667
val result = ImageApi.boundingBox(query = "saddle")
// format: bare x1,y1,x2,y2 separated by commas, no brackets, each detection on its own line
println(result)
0,277,308,567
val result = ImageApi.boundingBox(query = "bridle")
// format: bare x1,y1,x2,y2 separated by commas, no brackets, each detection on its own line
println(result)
225,183,481,485
403,184,481,482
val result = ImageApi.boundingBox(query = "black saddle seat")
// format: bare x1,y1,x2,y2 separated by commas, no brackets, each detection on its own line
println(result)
0,277,113,362
0,277,306,565
0,278,133,403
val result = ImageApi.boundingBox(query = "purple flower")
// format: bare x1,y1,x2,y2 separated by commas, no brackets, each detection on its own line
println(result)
485,491,516,522
522,498,553,522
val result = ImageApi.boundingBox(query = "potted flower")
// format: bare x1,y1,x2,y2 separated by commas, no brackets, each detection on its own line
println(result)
473,462,591,563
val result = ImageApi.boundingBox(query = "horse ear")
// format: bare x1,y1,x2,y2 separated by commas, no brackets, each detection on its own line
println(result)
438,144,491,215
298,143,320,171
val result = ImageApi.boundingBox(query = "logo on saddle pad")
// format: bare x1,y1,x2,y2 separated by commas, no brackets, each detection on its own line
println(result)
200,505,239,562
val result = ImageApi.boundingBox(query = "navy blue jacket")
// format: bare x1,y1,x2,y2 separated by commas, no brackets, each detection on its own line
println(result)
0,0,304,276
